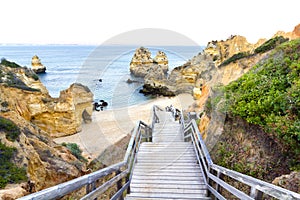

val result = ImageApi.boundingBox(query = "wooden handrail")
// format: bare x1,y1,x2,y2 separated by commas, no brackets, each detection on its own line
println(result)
182,116,300,200
19,106,158,200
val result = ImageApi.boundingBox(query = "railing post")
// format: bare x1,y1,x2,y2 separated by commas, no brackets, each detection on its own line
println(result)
126,173,131,196
116,170,124,200
216,170,223,194
250,186,263,200
86,181,96,199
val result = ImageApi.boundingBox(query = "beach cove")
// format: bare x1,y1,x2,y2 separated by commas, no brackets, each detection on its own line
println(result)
54,93,194,160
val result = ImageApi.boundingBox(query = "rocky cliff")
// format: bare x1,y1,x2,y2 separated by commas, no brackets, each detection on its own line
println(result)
0,60,92,198
130,47,168,77
193,24,300,193
0,62,93,137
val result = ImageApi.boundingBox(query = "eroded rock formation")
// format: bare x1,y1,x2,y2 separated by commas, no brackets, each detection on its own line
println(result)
0,62,90,198
31,55,46,73
0,112,85,198
0,63,93,137
273,23,300,40
130,47,168,77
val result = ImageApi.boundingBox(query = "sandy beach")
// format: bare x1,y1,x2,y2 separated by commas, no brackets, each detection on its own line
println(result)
54,93,194,160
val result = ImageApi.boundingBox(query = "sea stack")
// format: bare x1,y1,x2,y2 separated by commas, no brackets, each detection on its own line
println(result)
153,50,168,73
31,55,46,73
129,47,168,77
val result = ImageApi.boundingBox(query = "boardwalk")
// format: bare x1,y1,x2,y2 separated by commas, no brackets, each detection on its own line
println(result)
126,110,211,199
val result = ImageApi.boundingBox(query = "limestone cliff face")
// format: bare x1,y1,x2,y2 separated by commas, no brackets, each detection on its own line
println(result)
273,23,300,40
0,61,91,198
204,35,256,66
0,64,93,138
0,111,84,198
190,24,300,166
130,47,168,77
31,55,46,74
31,83,93,137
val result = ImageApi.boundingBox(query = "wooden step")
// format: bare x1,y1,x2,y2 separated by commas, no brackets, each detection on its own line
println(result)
132,171,202,177
126,192,209,199
130,187,207,195
126,110,208,199
130,183,206,190
131,179,205,185
132,175,203,181
133,167,202,173
125,197,211,200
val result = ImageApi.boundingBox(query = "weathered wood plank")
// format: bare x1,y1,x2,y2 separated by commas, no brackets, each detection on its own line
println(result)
137,156,196,160
131,179,205,185
133,166,201,172
125,197,211,200
130,187,207,195
126,192,209,199
133,168,201,173
132,175,203,181
130,183,206,190
137,159,196,165
132,171,202,177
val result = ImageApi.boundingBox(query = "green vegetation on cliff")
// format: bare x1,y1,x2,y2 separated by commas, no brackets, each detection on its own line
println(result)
0,58,22,68
208,39,299,191
0,142,27,188
254,36,289,54
0,116,21,141
62,142,87,162
0,59,40,91
220,36,289,67
224,39,300,158
220,51,251,66
0,117,27,188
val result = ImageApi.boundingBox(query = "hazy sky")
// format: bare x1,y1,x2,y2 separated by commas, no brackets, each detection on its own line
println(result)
0,0,299,45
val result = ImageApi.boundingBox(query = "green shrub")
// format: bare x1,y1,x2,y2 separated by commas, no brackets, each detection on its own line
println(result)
0,58,21,68
224,39,300,156
0,142,27,188
254,36,289,54
25,68,39,81
5,71,40,92
62,142,87,162
0,116,21,141
220,51,250,66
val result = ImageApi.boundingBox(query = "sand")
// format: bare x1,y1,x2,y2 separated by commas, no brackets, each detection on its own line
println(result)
54,93,194,160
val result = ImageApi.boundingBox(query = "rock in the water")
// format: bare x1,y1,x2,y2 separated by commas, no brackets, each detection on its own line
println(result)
153,51,168,73
31,55,46,73
130,47,168,77
139,83,175,97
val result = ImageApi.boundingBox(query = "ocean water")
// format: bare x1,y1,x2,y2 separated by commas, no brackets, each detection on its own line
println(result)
0,45,202,109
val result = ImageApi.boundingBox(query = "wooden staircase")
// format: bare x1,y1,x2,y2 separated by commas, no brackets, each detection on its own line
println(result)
19,106,300,200
126,111,211,199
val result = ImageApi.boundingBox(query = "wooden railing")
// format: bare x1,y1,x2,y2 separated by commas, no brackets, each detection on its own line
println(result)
181,112,300,200
18,106,159,200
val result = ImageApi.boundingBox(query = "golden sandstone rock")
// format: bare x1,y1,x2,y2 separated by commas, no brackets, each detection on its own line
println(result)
31,55,46,73
130,47,168,77
0,61,91,198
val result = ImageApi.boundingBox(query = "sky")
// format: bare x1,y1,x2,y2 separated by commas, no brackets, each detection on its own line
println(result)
0,0,299,46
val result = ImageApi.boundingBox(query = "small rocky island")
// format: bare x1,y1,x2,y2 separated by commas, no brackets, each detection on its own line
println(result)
31,55,46,73
129,47,175,96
